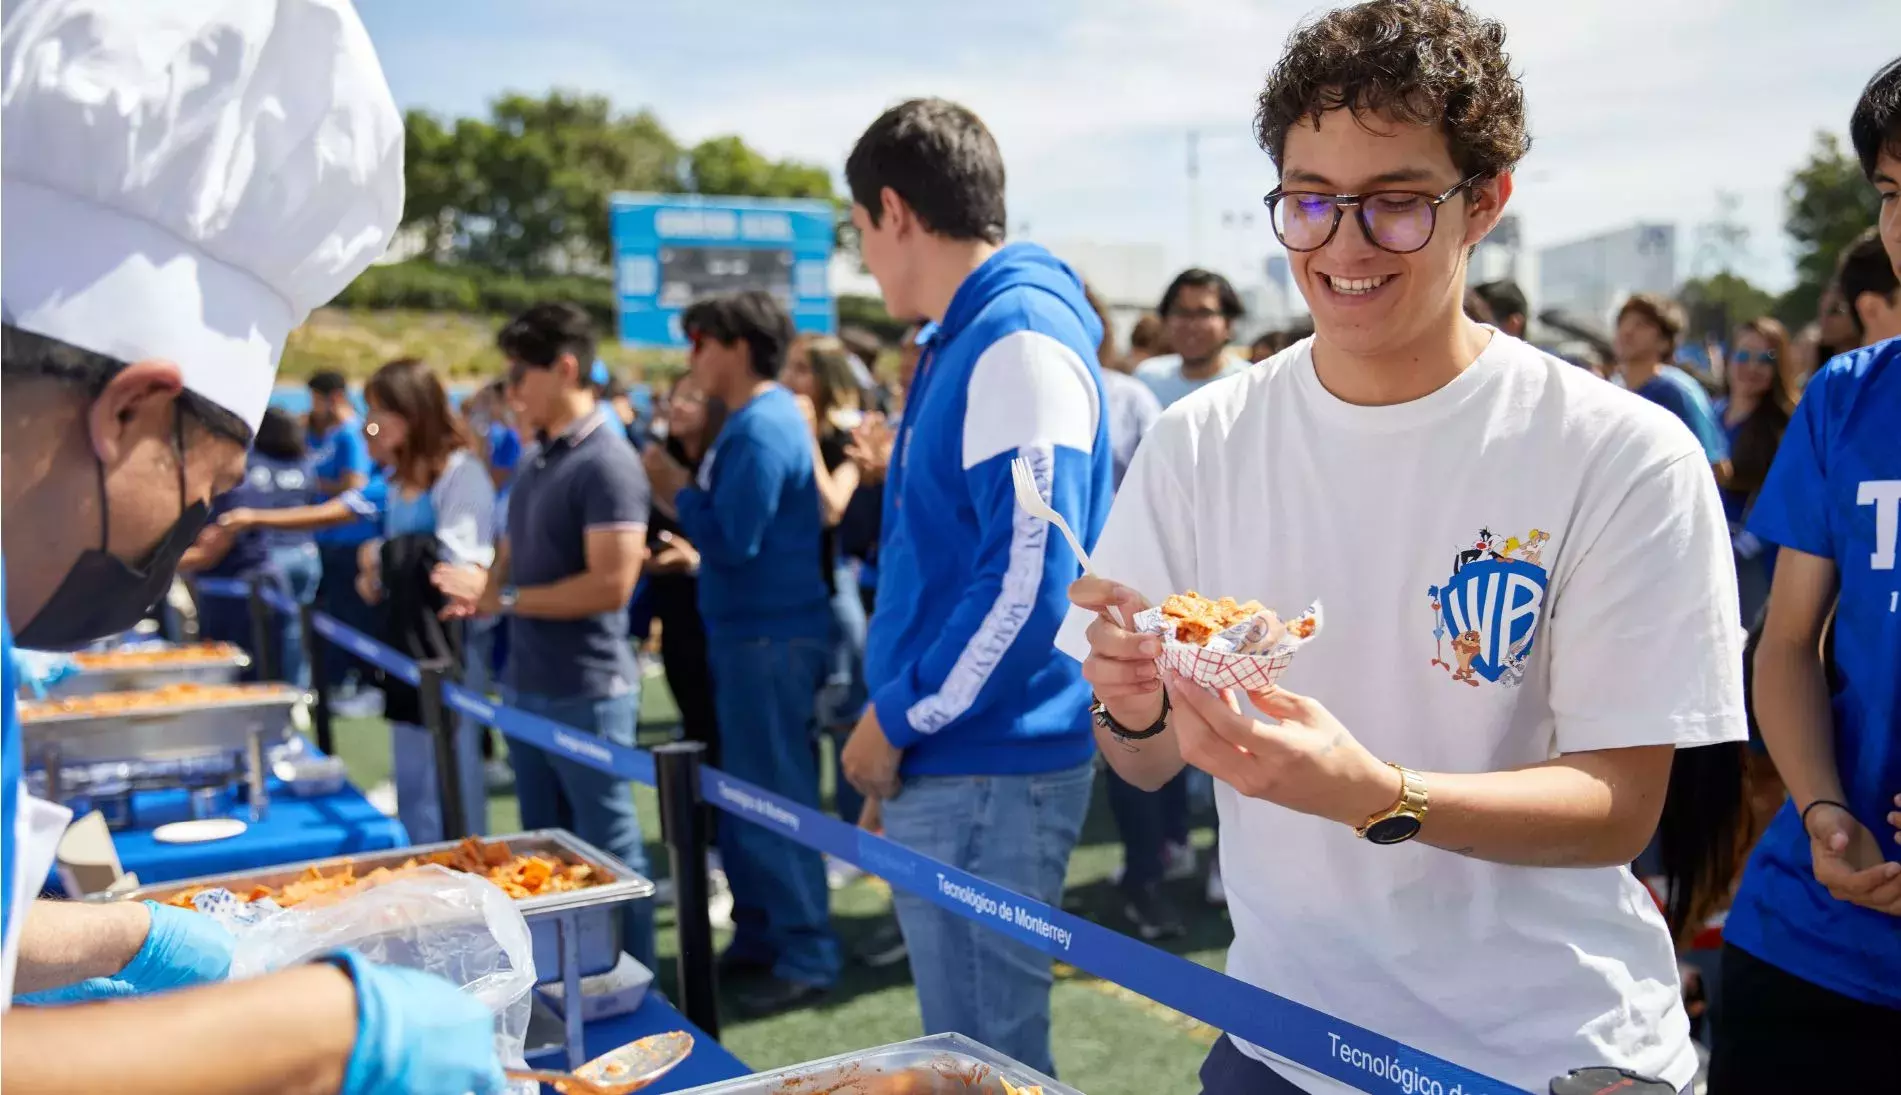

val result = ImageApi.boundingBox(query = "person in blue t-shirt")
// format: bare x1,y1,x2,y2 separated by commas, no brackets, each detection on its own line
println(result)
180,409,321,686
305,370,383,697
643,291,842,1016
1613,293,1729,468
1710,64,1901,1090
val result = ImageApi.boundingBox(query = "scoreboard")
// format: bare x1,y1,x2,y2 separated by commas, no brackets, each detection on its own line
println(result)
610,192,837,348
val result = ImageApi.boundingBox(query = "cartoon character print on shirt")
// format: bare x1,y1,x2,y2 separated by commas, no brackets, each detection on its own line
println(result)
1430,526,1552,688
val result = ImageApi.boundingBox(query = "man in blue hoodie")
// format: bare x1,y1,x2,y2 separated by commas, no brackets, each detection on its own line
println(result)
838,98,1113,1075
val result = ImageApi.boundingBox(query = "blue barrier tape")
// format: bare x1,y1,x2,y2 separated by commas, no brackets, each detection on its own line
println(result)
229,596,1527,1094
441,681,656,786
256,584,298,615
193,576,252,600
308,610,422,686
700,767,1528,1095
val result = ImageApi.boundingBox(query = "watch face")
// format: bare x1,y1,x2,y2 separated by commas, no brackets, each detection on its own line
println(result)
1365,814,1422,845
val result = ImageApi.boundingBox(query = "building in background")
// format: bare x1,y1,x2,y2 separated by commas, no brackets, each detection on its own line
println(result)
1037,238,1172,351
1537,223,1677,332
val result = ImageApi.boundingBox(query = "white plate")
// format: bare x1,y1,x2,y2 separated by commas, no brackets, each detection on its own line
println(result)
151,818,248,844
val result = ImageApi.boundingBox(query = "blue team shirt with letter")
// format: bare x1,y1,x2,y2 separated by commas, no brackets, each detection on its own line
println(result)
1725,339,1901,1008
309,421,378,547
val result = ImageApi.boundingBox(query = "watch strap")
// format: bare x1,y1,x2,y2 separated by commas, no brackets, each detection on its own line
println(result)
1355,763,1428,839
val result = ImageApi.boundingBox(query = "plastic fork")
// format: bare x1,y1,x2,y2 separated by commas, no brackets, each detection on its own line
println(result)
1009,455,1127,628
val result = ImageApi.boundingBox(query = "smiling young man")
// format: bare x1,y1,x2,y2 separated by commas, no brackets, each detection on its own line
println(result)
1135,269,1249,409
1708,57,1901,1094
1058,2,1744,1093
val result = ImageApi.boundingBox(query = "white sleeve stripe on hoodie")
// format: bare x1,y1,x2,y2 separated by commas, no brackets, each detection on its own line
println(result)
905,441,1053,736
903,330,1100,736
961,329,1099,470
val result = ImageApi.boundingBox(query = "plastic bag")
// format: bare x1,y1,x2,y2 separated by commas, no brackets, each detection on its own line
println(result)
225,865,537,1081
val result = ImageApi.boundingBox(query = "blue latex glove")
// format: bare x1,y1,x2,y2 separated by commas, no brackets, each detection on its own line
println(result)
327,950,506,1095
11,648,78,699
16,901,233,1006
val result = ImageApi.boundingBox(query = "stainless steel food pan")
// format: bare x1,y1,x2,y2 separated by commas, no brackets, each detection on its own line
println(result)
20,690,297,766
674,1033,1085,1094
110,828,654,982
49,649,250,696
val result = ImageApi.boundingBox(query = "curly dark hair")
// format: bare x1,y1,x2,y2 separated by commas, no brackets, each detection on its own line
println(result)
1254,0,1530,181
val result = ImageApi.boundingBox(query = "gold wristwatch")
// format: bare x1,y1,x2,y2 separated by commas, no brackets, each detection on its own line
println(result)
1355,763,1428,844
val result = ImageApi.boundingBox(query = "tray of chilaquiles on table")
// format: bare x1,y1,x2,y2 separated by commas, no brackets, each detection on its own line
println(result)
107,831,655,982
678,1033,1083,1094
47,642,252,695
17,682,299,764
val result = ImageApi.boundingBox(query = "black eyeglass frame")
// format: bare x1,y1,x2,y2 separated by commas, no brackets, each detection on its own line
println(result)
1262,172,1485,255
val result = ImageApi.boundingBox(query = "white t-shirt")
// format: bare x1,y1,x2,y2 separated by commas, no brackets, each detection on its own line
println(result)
1057,334,1745,1094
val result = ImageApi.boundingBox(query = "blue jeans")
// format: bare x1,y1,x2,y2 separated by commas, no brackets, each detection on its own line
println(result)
818,565,869,730
197,545,320,687
707,634,841,987
506,688,656,974
390,716,489,845
264,543,321,688
882,761,1094,1077
1107,766,1190,891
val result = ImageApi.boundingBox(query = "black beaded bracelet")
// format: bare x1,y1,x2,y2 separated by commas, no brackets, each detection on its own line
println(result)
1800,799,1853,827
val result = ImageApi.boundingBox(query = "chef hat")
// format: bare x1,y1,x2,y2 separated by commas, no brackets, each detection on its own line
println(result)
1,0,404,435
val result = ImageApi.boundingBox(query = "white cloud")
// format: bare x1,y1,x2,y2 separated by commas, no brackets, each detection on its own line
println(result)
366,0,1901,292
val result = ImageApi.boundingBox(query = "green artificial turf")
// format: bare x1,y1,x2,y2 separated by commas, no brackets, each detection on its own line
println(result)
327,678,1229,1094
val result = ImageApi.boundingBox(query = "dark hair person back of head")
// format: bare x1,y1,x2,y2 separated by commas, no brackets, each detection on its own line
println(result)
1158,268,1245,321
1835,227,1899,340
1474,280,1527,323
1254,0,1530,181
846,98,1007,244
496,301,598,373
252,407,306,462
682,291,797,379
308,370,349,398
1851,55,1901,180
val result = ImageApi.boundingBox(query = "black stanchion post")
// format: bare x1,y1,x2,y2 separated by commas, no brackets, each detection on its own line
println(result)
416,659,468,840
655,741,719,1039
245,580,278,683
301,604,335,756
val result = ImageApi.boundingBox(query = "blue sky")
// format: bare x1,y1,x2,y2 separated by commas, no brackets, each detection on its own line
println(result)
358,0,1901,294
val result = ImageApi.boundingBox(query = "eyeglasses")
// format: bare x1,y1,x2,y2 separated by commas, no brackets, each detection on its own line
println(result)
1731,350,1779,366
1263,173,1482,254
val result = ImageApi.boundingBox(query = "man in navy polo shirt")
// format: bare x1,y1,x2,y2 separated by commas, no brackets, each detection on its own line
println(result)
1710,57,1901,1092
469,302,655,971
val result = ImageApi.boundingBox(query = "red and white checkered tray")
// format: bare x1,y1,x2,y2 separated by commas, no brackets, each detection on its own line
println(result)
1133,600,1323,692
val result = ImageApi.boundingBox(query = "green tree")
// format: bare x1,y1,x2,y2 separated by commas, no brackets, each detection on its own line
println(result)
1679,272,1777,339
1777,131,1882,327
686,135,834,200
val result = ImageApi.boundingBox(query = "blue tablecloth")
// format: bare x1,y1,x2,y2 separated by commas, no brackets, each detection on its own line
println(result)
98,780,406,886
551,995,749,1093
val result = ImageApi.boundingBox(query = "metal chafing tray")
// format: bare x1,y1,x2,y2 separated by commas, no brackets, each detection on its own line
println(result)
48,646,250,696
109,829,655,1070
675,1034,1086,1094
21,688,299,812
